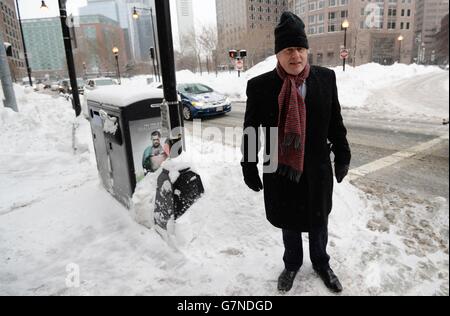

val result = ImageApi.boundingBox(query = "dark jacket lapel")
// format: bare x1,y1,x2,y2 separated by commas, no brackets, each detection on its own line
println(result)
305,66,318,110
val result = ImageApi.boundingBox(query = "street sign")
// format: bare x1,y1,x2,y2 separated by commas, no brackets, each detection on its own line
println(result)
235,59,244,71
340,49,349,60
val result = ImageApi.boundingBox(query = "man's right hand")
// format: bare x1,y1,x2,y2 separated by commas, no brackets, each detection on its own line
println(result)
242,165,263,192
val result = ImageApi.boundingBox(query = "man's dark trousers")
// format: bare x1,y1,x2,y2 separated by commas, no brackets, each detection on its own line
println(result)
282,225,330,272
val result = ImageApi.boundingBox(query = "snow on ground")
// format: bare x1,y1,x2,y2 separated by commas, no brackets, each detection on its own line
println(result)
361,71,449,120
0,63,449,296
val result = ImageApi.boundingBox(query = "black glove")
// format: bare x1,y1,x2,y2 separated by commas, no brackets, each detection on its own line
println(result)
335,164,349,183
242,165,263,192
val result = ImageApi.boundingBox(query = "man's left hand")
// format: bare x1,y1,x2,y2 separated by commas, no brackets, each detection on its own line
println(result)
335,164,349,183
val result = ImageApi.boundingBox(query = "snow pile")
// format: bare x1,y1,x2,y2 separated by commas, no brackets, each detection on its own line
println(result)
86,85,164,108
0,85,75,155
333,62,446,109
0,85,95,217
245,55,278,79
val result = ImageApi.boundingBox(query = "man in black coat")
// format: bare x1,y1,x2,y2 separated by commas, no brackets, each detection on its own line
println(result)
241,12,351,293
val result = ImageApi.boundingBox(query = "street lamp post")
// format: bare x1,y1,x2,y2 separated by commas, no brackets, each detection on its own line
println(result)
112,47,121,84
149,47,157,81
397,35,404,63
56,0,81,116
15,0,33,86
342,19,349,72
40,1,81,116
133,6,161,82
82,62,87,80
154,0,184,156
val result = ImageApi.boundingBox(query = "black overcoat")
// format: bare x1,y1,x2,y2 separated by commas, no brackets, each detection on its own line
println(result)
242,65,351,232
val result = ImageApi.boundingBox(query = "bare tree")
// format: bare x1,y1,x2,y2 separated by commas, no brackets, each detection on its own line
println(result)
175,50,197,72
198,24,218,75
182,32,203,75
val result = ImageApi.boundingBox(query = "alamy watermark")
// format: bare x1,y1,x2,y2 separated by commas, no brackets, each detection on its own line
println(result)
364,3,384,29
165,120,280,174
65,263,80,288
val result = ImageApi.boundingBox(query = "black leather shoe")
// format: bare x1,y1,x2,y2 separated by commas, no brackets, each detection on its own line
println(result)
277,269,298,292
314,267,343,293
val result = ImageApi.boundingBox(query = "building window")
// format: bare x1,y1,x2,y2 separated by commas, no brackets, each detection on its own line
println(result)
388,8,397,17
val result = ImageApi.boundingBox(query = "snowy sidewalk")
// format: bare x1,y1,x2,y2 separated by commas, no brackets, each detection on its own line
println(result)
1,65,449,296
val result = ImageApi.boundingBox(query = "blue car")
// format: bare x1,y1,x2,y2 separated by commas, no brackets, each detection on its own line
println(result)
177,83,232,120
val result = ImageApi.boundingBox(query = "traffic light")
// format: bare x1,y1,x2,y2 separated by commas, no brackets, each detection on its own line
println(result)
150,47,155,60
229,49,247,59
3,42,12,57
229,49,237,59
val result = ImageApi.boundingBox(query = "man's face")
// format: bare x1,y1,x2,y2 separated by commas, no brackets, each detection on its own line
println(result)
152,136,160,148
276,47,309,76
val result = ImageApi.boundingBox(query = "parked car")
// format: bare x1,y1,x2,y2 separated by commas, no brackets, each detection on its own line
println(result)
58,79,71,94
81,78,117,117
50,81,60,91
21,77,36,86
85,77,116,90
178,83,231,120
76,79,85,95
58,78,85,94
41,81,52,89
154,82,232,120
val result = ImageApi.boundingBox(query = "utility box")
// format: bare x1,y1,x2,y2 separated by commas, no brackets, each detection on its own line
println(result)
87,86,165,208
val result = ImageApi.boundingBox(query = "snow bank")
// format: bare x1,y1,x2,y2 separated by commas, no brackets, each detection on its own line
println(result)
333,62,446,109
0,85,76,155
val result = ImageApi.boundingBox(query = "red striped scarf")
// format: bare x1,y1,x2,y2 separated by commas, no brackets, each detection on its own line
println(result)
276,62,310,183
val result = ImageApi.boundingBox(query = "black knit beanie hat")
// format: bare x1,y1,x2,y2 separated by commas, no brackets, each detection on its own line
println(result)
275,11,309,54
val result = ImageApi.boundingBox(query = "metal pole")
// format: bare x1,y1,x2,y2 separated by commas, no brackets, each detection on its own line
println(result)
154,0,184,152
150,8,161,82
58,0,81,117
115,54,121,84
0,32,18,111
343,28,347,72
15,0,32,86
82,62,87,80
150,48,157,81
